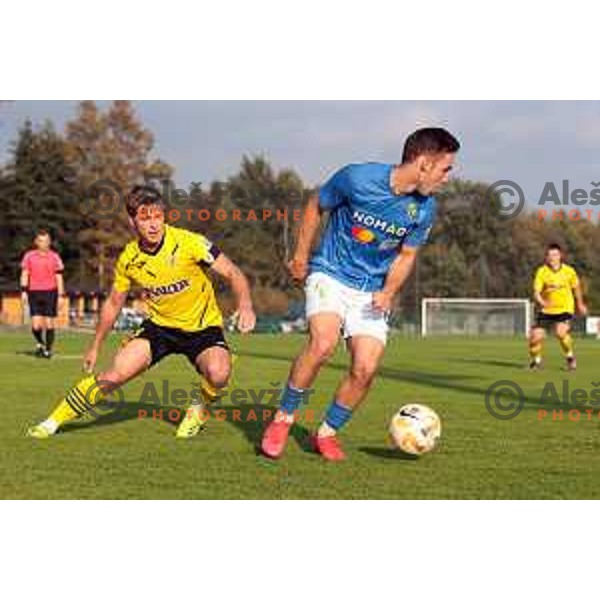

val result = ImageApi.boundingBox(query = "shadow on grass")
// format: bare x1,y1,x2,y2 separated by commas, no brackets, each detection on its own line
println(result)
16,349,44,358
358,446,420,461
213,405,314,455
62,401,315,455
238,349,584,418
449,357,526,369
62,400,183,433
238,349,492,399
59,350,576,442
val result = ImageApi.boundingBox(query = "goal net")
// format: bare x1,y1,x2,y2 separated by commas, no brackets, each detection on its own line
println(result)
421,298,532,337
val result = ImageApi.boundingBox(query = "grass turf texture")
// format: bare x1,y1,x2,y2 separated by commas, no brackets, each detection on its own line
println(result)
2,328,600,499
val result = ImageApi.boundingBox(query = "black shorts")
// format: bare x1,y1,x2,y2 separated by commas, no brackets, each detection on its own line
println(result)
134,320,229,367
28,290,58,317
534,312,574,329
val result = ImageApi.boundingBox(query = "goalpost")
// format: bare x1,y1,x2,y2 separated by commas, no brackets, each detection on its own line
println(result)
421,298,532,337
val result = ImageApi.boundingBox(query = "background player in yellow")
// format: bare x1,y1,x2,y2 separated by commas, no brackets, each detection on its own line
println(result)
529,243,587,371
28,186,256,438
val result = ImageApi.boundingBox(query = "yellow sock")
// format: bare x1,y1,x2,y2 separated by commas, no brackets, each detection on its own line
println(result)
529,340,543,361
200,379,223,405
187,353,235,419
185,380,219,422
48,375,105,426
558,334,574,357
200,352,235,404
185,373,230,423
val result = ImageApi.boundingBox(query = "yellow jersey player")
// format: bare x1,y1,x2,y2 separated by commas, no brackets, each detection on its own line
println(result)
27,186,256,439
529,243,587,371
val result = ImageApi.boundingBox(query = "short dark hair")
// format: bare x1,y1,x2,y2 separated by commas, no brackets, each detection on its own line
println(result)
402,127,461,164
125,185,165,218
546,243,563,253
35,228,50,238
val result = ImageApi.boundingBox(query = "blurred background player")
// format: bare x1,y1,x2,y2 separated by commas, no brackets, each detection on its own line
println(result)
20,229,65,358
261,127,460,461
28,186,256,439
529,243,587,371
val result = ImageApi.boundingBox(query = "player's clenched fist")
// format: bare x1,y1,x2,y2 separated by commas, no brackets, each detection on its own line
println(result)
287,257,309,282
372,291,393,313
237,306,257,333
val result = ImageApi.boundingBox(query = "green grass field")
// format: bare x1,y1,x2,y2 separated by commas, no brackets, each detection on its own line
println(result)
2,328,600,499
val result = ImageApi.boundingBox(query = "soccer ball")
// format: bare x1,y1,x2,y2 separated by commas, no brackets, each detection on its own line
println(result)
389,404,442,456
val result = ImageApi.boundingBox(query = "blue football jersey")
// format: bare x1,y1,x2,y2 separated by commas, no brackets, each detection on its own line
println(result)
309,163,437,291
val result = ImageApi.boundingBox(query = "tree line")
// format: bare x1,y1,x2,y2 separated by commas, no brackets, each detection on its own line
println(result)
1,101,599,317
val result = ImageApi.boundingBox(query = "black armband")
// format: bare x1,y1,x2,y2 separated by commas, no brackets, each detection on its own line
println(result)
198,244,222,268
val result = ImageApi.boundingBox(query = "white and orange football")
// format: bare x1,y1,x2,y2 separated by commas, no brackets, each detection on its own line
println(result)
389,404,442,456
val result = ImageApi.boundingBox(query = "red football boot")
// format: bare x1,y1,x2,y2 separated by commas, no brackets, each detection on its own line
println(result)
261,419,292,459
313,434,346,461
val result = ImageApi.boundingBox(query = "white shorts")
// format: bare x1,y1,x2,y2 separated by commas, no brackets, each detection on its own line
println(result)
304,271,388,345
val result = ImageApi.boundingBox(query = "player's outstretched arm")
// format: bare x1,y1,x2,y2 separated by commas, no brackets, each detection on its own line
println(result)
83,288,128,372
373,246,418,313
574,282,588,316
288,192,322,282
210,254,256,333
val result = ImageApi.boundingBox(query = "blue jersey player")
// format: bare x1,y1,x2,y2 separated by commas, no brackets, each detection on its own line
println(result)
261,127,460,461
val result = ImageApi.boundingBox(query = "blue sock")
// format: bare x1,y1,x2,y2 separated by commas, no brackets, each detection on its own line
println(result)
324,400,353,431
279,383,304,416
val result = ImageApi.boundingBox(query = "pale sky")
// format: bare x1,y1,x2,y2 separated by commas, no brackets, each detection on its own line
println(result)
1,101,600,204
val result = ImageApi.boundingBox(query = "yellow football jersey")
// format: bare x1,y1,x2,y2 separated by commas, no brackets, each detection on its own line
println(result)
533,263,579,315
113,224,223,331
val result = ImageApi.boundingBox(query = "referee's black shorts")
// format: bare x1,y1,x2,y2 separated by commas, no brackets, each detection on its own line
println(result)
27,290,58,317
133,320,229,367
